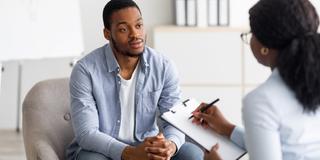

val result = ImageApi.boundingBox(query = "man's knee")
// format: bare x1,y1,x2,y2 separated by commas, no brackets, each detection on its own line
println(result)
173,142,204,160
76,149,111,160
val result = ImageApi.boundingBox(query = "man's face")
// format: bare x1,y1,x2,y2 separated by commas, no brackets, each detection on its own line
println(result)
104,7,146,57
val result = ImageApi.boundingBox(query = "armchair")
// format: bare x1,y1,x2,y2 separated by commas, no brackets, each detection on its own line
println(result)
22,78,73,160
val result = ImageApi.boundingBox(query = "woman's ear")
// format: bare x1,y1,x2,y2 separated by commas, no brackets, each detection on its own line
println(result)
260,47,269,56
103,28,111,40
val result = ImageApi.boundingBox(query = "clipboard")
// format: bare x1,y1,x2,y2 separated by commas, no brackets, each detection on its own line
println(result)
161,98,246,160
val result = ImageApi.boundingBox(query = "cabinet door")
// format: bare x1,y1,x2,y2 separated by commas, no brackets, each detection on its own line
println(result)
181,86,243,126
18,57,76,129
154,29,242,85
0,61,20,129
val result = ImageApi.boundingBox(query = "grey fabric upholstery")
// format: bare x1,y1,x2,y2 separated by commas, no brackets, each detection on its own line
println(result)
23,78,74,160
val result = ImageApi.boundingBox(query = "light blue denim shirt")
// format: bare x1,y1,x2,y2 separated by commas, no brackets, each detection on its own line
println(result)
66,44,184,160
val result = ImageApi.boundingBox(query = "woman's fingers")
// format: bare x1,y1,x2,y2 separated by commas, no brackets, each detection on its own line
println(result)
212,143,219,151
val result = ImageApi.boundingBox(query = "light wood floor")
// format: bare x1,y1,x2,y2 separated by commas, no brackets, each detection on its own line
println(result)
0,130,26,160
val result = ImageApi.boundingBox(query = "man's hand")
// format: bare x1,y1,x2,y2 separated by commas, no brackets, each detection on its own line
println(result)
144,133,177,160
121,142,149,160
121,133,177,160
204,144,222,160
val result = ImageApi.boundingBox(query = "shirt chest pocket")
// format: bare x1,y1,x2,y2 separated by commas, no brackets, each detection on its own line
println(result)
142,89,162,112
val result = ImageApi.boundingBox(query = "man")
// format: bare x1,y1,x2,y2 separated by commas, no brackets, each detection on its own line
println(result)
66,0,203,160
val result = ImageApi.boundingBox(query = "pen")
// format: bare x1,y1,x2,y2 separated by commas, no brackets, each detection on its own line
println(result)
188,98,220,120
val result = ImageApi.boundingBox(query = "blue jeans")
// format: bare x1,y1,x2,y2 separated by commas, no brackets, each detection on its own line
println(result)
76,142,203,160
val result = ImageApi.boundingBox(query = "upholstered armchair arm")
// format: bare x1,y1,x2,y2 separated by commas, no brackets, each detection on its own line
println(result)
26,140,59,160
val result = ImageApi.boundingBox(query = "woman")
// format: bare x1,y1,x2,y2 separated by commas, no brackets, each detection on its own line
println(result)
192,0,320,159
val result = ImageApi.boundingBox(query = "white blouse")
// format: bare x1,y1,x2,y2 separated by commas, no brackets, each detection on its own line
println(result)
231,69,320,160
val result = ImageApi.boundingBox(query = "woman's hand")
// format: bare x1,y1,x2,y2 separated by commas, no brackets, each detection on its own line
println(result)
204,144,222,160
191,103,235,138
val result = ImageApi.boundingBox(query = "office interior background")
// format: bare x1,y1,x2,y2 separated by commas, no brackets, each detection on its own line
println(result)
0,0,319,159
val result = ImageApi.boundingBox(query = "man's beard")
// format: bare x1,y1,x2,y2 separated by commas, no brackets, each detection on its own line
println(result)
111,36,146,58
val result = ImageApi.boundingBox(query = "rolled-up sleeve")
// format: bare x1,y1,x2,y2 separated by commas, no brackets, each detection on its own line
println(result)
70,62,127,160
158,59,185,151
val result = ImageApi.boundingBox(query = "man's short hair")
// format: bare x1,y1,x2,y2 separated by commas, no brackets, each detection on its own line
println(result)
103,0,141,29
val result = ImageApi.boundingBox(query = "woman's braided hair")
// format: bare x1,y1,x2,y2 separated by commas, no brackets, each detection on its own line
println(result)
250,0,320,112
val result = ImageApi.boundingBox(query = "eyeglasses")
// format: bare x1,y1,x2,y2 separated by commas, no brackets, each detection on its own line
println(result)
240,32,252,45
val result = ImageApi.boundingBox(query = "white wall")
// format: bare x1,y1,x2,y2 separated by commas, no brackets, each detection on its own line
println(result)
78,0,173,54
230,0,256,27
0,0,319,59
77,0,257,54
135,0,174,46
0,0,84,61
311,0,320,27
77,0,107,55
231,0,320,29
78,0,320,54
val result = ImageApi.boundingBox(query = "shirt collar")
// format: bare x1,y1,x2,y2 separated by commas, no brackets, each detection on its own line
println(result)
104,44,120,73
272,68,279,77
104,44,150,73
140,48,150,71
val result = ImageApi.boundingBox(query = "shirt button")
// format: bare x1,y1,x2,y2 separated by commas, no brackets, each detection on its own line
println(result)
118,81,121,84
117,120,120,123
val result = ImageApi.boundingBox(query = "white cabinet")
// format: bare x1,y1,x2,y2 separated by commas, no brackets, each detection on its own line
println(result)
154,26,270,125
0,61,20,129
0,57,77,130
154,27,242,85
17,57,76,130
19,57,75,106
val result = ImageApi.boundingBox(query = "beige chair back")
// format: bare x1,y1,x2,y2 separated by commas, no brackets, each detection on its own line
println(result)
23,78,73,160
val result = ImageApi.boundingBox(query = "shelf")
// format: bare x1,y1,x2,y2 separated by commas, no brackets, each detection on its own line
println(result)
154,25,248,33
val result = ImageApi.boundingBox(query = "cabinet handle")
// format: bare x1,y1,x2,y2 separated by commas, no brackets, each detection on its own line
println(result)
70,58,79,67
1,66,4,72
69,62,74,67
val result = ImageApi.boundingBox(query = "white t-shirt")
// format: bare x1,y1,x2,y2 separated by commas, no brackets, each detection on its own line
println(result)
118,64,139,142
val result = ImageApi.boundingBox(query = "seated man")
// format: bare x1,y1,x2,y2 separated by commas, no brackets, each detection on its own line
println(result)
66,0,203,160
